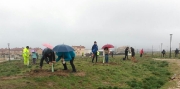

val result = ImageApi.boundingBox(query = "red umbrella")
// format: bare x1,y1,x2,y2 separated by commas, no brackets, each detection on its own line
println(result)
43,43,53,49
102,44,114,49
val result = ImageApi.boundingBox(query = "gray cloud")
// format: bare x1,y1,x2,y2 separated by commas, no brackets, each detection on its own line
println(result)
0,0,180,51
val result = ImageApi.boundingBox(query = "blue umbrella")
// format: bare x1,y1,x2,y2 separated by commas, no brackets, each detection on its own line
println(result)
53,44,75,52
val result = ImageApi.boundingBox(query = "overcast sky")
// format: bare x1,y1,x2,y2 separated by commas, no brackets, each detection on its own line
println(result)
0,0,180,50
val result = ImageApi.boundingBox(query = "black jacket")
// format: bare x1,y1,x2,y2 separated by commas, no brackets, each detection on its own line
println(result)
42,48,55,61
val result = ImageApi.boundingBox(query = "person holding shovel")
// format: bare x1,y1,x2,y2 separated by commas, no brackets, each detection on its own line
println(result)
130,47,136,62
40,48,55,69
124,47,129,60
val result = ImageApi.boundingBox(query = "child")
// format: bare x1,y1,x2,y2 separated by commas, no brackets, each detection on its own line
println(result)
31,50,37,64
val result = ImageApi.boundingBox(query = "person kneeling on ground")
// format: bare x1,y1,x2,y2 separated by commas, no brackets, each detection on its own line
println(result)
40,48,55,69
56,51,76,72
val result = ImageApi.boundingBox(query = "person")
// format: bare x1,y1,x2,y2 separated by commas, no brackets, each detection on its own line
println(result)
92,41,98,63
56,51,76,72
162,49,166,57
23,46,30,66
97,51,100,58
140,49,144,57
104,47,109,63
82,52,84,58
36,52,39,60
130,47,136,62
31,50,37,64
175,48,179,57
124,47,129,60
111,51,114,58
40,48,55,69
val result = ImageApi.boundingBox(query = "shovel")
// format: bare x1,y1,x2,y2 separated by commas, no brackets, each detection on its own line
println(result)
51,63,54,72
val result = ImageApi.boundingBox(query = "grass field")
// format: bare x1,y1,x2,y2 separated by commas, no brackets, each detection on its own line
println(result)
0,54,178,89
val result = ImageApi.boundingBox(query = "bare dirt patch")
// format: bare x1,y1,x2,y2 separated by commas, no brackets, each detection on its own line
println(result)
0,69,86,80
92,62,119,65
27,69,70,77
1,76,23,80
74,72,86,77
28,69,86,77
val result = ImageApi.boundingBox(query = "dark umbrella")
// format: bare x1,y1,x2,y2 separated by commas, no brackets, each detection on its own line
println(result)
53,44,75,52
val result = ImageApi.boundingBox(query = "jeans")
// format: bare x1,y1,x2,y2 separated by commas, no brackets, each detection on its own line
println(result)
105,54,109,63
92,52,98,62
32,58,36,64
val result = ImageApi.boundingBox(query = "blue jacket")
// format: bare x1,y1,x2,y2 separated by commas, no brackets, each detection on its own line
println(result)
92,44,98,53
56,51,75,62
31,52,37,59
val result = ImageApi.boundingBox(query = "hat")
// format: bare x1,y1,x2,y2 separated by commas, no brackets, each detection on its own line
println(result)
26,46,29,49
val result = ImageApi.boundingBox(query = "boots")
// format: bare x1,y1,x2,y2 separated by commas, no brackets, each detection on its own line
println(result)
63,63,68,70
71,64,76,72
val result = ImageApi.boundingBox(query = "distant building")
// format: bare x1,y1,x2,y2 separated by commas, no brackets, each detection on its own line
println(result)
115,46,128,54
0,47,43,59
72,45,85,56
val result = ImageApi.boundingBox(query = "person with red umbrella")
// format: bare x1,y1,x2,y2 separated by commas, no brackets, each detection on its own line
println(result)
104,47,110,63
102,44,114,63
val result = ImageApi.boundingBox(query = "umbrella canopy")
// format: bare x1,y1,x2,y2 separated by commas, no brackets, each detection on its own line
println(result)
31,49,35,52
53,44,75,52
43,43,53,49
102,44,114,49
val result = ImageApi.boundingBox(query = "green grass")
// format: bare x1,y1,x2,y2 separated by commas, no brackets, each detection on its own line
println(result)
0,55,175,89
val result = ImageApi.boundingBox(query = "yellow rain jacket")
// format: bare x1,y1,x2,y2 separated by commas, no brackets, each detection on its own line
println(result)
23,48,30,58
23,48,30,65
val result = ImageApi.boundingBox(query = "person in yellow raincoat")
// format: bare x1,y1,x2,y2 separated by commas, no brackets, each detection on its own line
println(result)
23,46,30,66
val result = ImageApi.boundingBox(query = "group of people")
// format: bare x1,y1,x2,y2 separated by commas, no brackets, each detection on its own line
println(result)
24,41,179,72
161,48,179,57
124,47,137,62
22,46,38,66
22,46,76,72
91,41,110,63
39,47,77,72
91,41,139,63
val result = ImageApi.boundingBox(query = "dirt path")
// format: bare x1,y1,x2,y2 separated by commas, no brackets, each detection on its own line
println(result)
153,58,180,89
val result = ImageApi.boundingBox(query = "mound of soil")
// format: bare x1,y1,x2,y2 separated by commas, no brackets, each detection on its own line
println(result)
93,62,119,65
27,69,86,77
